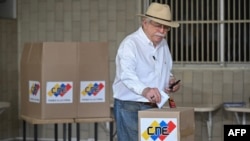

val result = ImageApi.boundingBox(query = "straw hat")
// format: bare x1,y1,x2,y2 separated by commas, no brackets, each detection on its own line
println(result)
137,2,179,28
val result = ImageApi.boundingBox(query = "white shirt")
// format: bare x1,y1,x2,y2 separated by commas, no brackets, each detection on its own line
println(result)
113,27,173,102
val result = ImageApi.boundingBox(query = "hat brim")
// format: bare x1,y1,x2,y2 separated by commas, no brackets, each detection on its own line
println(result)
137,14,179,28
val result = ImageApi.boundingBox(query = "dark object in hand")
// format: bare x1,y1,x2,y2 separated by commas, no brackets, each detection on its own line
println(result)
169,80,181,89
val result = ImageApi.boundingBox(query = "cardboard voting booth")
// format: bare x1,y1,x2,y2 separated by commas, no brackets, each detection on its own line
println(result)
77,42,110,118
138,107,195,141
20,42,110,119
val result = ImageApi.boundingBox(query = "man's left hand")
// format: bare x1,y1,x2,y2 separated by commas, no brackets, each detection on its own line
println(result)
165,77,180,93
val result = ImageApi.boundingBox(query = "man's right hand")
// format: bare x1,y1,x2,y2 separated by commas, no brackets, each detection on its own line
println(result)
142,87,161,103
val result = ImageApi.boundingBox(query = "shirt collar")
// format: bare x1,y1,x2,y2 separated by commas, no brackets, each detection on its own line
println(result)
138,27,164,48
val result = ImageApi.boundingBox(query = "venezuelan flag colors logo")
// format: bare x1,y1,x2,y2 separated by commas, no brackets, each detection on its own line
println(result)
29,81,41,103
140,118,177,141
30,83,40,96
80,81,105,103
47,83,72,97
46,82,73,103
81,82,104,96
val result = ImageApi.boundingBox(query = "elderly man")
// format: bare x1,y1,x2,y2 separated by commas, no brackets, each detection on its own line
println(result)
112,2,180,141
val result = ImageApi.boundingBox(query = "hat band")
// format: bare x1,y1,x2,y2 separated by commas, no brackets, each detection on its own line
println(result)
145,14,172,22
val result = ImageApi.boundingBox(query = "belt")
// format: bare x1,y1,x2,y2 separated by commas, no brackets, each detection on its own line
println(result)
138,102,157,108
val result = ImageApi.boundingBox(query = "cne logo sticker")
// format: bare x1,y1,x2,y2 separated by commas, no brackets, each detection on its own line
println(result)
80,81,105,103
140,118,177,141
29,81,41,103
46,82,73,104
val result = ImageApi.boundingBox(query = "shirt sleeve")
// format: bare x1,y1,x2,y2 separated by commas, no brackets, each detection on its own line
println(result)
117,40,147,95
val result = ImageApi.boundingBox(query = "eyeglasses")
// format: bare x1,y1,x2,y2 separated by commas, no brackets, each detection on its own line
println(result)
149,20,171,31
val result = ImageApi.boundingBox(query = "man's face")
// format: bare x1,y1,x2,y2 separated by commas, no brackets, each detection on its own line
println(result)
143,19,170,46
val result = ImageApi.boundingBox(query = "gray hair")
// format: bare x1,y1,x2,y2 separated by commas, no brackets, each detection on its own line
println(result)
141,17,151,27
